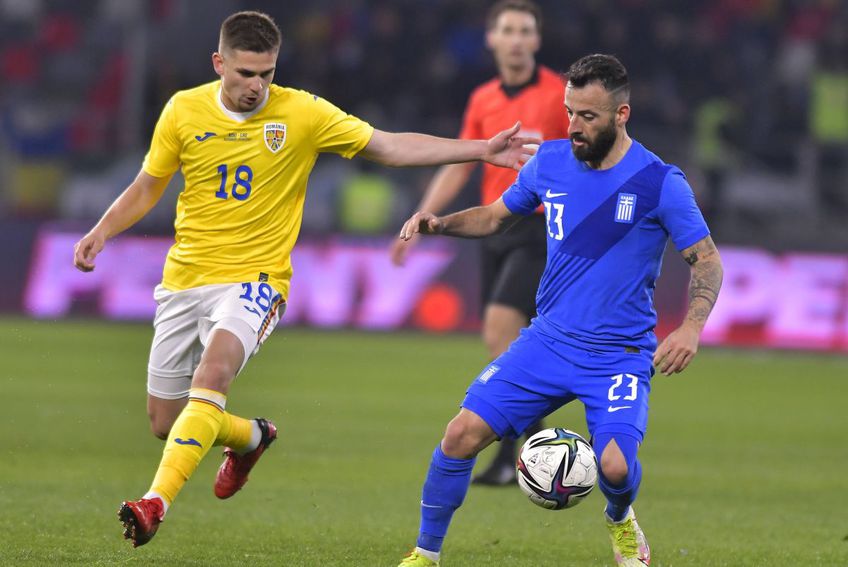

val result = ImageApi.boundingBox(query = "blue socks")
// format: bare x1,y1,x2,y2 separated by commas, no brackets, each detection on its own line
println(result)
594,430,642,522
417,445,476,553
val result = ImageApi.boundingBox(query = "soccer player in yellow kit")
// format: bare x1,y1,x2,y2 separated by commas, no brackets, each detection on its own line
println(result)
72,11,538,548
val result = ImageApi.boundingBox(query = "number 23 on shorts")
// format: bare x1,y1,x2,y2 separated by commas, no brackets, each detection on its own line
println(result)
607,373,638,412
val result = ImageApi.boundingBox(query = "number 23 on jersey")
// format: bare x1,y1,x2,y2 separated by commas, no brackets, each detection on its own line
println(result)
544,200,564,240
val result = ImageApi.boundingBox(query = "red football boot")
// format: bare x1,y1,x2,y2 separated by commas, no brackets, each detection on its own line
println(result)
118,497,164,547
214,418,277,499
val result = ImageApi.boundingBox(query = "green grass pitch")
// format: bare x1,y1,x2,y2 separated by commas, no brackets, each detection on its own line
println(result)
1,318,846,566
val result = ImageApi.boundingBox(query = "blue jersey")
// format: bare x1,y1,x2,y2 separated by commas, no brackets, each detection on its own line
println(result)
502,139,709,352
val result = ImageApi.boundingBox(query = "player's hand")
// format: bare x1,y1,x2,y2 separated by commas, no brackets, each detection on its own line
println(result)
73,230,106,272
399,212,443,241
389,232,420,266
653,322,700,375
484,121,542,171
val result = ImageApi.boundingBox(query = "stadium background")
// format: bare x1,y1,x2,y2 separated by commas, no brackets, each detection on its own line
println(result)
1,2,848,566
2,0,847,349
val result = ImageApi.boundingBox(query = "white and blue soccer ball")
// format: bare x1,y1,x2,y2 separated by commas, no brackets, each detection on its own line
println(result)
516,428,598,510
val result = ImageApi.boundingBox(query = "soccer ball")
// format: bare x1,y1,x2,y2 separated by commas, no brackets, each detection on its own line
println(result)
516,428,598,510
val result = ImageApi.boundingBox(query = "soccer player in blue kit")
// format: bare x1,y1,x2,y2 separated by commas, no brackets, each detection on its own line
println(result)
395,54,724,567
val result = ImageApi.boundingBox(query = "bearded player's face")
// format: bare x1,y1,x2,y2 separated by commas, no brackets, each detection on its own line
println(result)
565,82,622,166
213,48,277,112
570,114,617,164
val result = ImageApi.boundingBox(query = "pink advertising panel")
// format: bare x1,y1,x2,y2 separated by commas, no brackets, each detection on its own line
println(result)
22,229,848,350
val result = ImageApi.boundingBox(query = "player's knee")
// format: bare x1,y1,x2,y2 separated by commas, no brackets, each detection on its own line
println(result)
148,412,174,440
596,432,640,487
150,424,169,440
147,393,188,440
599,451,629,486
192,359,236,391
442,417,484,459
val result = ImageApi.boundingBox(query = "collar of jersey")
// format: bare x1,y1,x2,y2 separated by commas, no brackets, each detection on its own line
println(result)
217,86,270,122
499,65,539,98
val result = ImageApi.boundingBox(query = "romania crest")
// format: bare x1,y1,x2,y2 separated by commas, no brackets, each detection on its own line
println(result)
264,123,286,153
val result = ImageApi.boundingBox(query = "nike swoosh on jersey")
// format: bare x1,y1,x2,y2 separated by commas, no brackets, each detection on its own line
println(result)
195,132,217,142
545,190,568,198
607,406,632,413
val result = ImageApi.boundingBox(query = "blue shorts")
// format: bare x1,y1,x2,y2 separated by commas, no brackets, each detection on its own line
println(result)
462,324,653,441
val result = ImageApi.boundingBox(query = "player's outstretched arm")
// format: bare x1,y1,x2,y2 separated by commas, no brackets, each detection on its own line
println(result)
73,170,172,272
654,235,723,375
389,162,476,266
399,197,515,241
360,122,540,170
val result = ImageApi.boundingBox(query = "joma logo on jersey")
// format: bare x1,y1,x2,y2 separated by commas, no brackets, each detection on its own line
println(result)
264,123,287,153
615,193,637,223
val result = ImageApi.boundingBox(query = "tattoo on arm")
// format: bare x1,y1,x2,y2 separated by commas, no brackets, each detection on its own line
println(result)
687,266,722,324
681,237,723,329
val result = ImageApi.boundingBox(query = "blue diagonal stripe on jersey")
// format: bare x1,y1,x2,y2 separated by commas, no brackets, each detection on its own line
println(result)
537,254,577,306
558,162,670,260
537,255,594,308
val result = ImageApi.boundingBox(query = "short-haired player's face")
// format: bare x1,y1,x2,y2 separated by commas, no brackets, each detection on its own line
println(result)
565,82,620,164
486,10,540,71
213,48,278,112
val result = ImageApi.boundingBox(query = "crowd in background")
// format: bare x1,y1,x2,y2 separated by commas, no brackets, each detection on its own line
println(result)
1,0,846,250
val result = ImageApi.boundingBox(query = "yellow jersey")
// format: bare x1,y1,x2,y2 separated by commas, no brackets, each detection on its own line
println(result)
142,81,374,298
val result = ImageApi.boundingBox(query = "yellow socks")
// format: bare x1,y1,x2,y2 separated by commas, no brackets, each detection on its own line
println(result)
147,388,226,506
215,411,254,452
